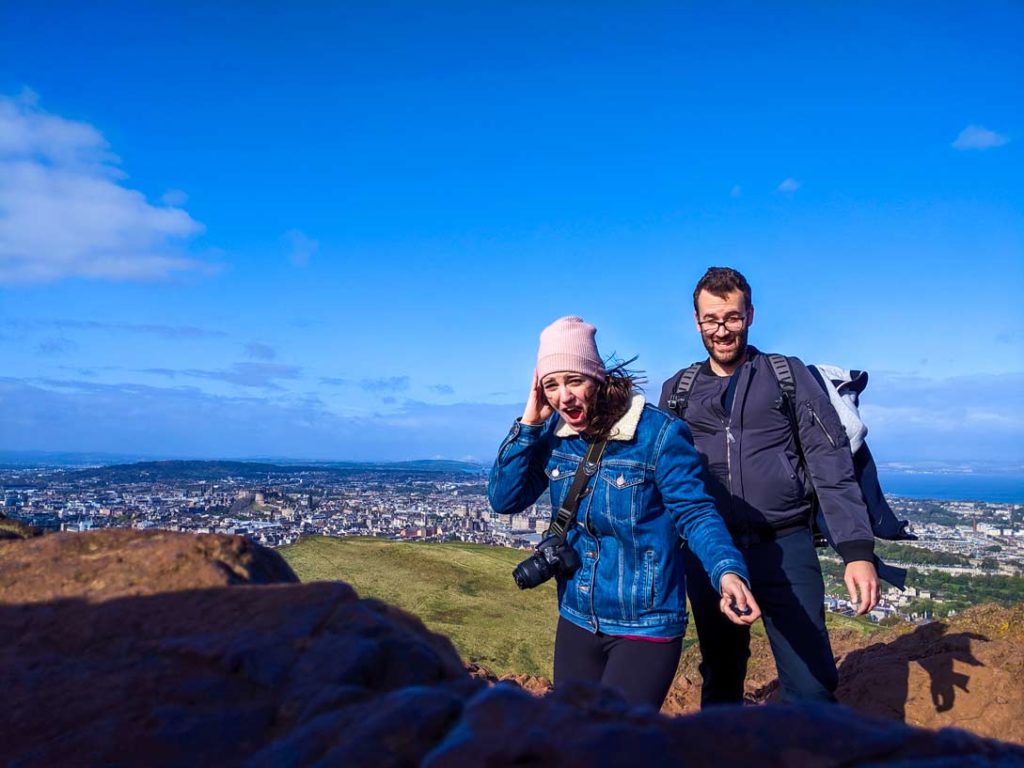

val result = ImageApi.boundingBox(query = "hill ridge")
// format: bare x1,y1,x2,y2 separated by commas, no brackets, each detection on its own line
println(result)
64,458,484,482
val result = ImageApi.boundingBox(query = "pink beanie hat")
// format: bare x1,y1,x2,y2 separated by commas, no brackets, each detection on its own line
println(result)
536,316,606,382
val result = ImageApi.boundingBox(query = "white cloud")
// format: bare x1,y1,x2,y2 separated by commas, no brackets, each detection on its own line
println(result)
0,91,209,283
161,189,189,206
143,362,302,390
0,377,519,461
951,124,1010,150
776,177,801,193
284,229,318,266
36,337,77,356
857,372,1024,463
360,376,410,393
2,318,225,339
3,369,1020,464
244,342,277,361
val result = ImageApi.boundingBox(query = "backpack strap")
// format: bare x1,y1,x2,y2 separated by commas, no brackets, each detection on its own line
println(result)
767,353,796,410
665,363,702,418
766,354,827,547
766,354,803,481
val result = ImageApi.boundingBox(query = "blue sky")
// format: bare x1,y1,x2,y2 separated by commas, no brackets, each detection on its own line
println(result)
0,2,1021,465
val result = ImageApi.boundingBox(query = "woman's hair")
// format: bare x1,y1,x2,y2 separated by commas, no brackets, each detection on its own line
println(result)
585,357,645,440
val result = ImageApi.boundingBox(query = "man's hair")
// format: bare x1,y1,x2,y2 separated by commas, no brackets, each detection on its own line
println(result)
692,267,753,313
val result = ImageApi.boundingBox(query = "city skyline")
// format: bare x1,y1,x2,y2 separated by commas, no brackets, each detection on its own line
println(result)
1,3,1021,465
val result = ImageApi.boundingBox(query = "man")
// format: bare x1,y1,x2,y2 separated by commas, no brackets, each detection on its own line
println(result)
659,266,880,705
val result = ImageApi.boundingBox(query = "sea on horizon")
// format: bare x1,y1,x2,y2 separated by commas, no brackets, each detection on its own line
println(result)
879,472,1024,505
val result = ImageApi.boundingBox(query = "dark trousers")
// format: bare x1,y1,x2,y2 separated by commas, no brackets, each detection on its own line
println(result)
685,527,838,706
553,616,683,710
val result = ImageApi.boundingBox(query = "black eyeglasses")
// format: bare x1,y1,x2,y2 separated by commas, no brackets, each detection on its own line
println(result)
698,315,747,334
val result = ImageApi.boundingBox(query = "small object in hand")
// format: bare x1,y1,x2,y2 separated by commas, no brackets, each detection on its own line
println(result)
730,601,752,617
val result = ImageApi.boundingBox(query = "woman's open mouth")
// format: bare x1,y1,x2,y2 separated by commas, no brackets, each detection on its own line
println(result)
563,406,585,423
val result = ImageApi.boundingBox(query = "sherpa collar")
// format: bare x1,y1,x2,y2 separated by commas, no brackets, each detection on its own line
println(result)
554,394,645,441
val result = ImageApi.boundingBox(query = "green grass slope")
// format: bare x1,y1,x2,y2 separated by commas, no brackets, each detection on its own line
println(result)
280,536,881,678
280,536,559,676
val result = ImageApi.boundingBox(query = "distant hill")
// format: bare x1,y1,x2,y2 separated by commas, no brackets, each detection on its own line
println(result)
279,536,881,678
64,458,484,483
0,450,153,468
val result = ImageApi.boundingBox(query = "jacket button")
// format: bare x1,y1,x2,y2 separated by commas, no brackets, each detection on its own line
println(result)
551,468,560,478
616,475,625,487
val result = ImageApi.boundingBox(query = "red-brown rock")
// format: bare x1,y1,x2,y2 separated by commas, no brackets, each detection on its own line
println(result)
0,528,298,603
836,603,1024,743
662,605,1024,746
1,529,1021,767
467,662,553,695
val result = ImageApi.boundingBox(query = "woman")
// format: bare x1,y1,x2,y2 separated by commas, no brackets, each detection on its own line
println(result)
488,316,760,709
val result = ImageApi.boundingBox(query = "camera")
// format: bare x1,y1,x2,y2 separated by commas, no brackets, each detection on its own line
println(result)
512,534,581,589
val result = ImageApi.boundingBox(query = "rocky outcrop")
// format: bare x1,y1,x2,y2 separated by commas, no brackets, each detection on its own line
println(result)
467,662,553,695
0,528,298,603
836,603,1024,741
429,685,1023,767
662,631,779,713
2,529,1022,767
662,604,1024,745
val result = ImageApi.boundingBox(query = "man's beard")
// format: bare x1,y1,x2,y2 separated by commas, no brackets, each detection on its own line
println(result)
702,327,749,368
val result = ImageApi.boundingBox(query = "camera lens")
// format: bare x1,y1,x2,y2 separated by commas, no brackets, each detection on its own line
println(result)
512,551,552,589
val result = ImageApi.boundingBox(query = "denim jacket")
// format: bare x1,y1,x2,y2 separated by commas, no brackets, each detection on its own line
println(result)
488,395,749,638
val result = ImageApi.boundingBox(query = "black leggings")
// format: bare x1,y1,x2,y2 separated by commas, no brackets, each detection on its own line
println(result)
552,616,683,709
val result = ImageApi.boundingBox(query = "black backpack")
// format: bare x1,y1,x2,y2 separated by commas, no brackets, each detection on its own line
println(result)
666,354,914,589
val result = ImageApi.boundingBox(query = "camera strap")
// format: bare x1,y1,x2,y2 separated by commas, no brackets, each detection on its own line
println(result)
546,439,607,541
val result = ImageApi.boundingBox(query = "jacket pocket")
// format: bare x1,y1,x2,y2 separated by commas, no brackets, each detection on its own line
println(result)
642,549,656,610
597,466,646,522
545,457,580,510
805,401,848,450
776,452,806,498
598,466,645,491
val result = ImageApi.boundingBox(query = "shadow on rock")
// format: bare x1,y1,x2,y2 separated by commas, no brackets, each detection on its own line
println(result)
1,582,475,767
840,621,986,719
837,609,1024,743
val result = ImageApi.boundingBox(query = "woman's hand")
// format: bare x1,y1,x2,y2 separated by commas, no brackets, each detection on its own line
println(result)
521,370,554,425
718,573,761,626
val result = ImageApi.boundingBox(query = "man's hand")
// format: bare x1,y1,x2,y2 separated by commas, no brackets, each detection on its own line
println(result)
844,560,880,615
718,573,761,626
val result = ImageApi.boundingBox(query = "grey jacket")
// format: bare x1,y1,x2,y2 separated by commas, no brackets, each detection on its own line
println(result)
659,347,874,564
